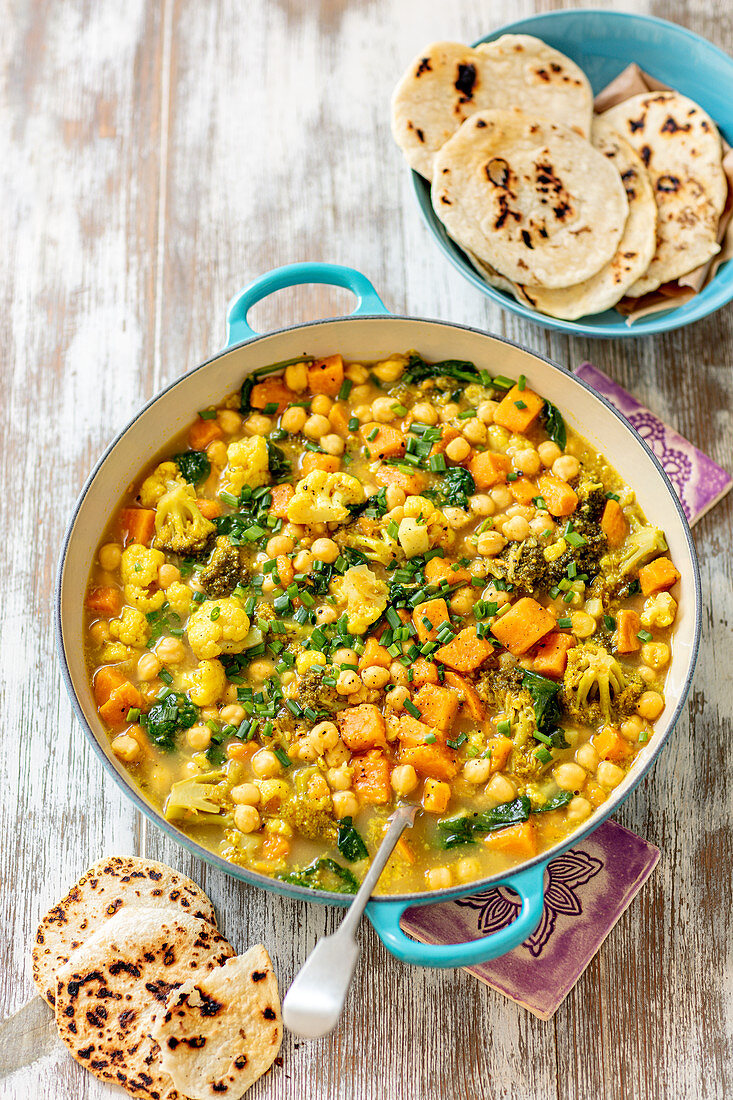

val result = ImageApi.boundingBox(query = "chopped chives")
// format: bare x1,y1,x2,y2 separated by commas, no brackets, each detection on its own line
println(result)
637,629,653,643
496,718,511,737
447,732,468,749
429,454,447,473
198,407,217,420
159,669,173,685
273,745,292,768
218,490,239,507
367,427,379,442
492,375,513,389
514,400,527,410
638,729,649,743
517,374,526,391
535,746,553,764
423,732,436,744
348,416,359,431
392,402,408,415
404,700,421,719
557,616,572,628
338,379,353,400
126,708,140,723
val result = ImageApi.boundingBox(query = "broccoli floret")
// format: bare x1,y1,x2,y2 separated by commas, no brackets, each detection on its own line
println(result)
562,642,643,724
295,667,342,715
280,798,336,841
616,525,668,576
173,450,211,485
144,692,198,752
154,484,216,556
199,536,249,598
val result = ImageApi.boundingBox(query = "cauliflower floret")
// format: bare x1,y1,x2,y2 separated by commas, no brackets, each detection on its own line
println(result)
286,470,365,526
120,544,166,613
222,436,270,497
109,606,150,648
166,581,193,619
139,461,186,507
100,641,137,663
333,563,388,634
187,597,251,659
154,484,216,556
398,517,430,558
640,592,677,630
186,658,227,706
427,509,456,551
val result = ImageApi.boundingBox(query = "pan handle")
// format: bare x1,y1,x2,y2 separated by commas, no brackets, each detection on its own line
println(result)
365,861,546,969
225,262,389,345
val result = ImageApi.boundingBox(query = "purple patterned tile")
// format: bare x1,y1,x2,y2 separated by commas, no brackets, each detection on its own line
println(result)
400,820,659,1020
576,362,731,525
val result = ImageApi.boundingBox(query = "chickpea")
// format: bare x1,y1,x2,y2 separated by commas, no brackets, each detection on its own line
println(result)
353,403,373,423
332,791,359,819
487,424,510,450
443,506,471,529
597,761,624,791
372,358,405,382
386,505,404,525
261,575,277,594
552,455,580,482
284,362,308,391
311,537,339,563
486,773,515,803
266,534,294,558
137,652,161,680
309,721,340,753
156,636,186,664
477,530,507,557
245,413,273,436
482,581,510,608
469,494,494,517
514,449,541,476
391,764,418,796
636,691,664,720
231,782,260,805
585,598,604,620
304,413,330,440
554,762,587,792
450,587,475,616
283,522,306,540
456,857,481,884
311,394,333,416
336,670,362,695
638,666,656,685
207,439,228,468
411,403,438,425
503,515,531,541
320,433,345,456
642,642,670,670
315,605,338,625
445,436,471,463
187,725,212,750
234,805,261,833
251,750,282,778
281,406,307,434
158,563,180,589
361,665,390,690
463,757,492,784
567,796,592,824
351,384,372,403
217,408,242,434
490,485,513,509
111,733,142,762
293,549,314,572
426,867,452,890
218,704,244,726
529,513,555,538
345,363,369,383
575,743,598,771
385,685,409,710
440,403,460,422
98,543,122,571
570,611,596,639
389,660,409,687
538,440,562,467
369,396,395,423
327,765,353,790
477,400,499,424
333,647,358,666
462,418,487,446
620,715,645,742
384,485,406,511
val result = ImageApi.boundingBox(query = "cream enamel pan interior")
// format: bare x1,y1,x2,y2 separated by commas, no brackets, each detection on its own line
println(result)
56,272,701,964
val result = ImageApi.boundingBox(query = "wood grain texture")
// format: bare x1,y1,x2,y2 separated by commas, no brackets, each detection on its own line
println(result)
1,0,731,1097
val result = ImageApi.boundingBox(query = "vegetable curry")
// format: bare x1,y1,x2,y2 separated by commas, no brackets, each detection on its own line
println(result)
84,351,680,895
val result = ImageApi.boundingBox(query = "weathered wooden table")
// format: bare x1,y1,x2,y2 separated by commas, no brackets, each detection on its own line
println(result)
3,1,731,1097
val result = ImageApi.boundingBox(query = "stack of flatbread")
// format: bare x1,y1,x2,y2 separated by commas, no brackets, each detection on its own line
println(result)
391,37,729,321
32,856,282,1099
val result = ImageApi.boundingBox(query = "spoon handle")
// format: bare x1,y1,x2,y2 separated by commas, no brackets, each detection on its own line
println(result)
282,804,417,1039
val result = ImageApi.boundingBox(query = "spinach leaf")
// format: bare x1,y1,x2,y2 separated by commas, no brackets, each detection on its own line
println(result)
436,796,531,849
142,692,198,753
542,401,567,450
278,857,358,894
522,669,562,733
533,791,573,813
441,467,476,510
404,353,481,386
173,451,211,485
336,816,369,862
267,441,291,481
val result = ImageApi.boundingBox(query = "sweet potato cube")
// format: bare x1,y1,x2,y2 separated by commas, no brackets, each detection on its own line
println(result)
260,834,290,863
482,820,538,860
399,743,458,782
638,557,681,596
196,498,222,519
488,736,514,773
358,636,391,672
398,713,445,747
412,598,450,644
328,402,351,435
424,556,471,586
537,474,578,518
93,666,128,707
469,450,511,491
429,425,460,457
307,354,344,396
188,418,223,451
532,631,576,678
301,452,341,475
422,778,451,814
250,377,297,415
337,704,387,753
86,586,122,617
491,598,555,656
601,498,627,547
352,749,391,804
99,682,143,730
615,609,641,654
360,423,406,459
119,507,156,547
435,626,495,672
594,727,633,765
412,683,460,732
443,671,485,721
493,385,545,433
269,483,295,519
409,658,439,687
375,463,427,496
509,477,538,504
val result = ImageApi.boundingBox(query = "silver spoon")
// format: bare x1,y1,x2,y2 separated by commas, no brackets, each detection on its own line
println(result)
282,803,418,1039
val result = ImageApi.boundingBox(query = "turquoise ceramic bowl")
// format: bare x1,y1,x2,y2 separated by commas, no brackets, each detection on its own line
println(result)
411,9,733,337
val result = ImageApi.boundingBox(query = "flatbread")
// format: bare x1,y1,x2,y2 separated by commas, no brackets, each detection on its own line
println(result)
150,947,282,1100
600,91,726,295
54,906,234,1100
432,109,628,288
391,36,593,180
33,855,217,1006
